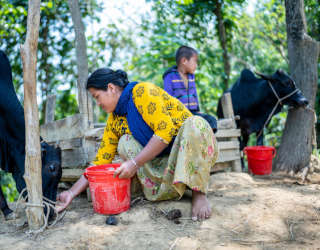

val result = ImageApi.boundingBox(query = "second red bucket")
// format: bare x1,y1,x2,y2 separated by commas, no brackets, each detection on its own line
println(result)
84,164,131,215
244,146,276,175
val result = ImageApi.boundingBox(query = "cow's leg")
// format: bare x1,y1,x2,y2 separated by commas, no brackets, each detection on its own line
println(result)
0,184,13,219
240,132,249,170
256,131,264,146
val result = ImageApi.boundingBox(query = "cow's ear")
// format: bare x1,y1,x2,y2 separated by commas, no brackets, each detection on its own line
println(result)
255,71,272,81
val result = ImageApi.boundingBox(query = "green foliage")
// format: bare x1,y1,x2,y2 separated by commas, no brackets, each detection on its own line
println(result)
231,0,288,74
0,0,104,124
0,171,18,202
305,0,320,41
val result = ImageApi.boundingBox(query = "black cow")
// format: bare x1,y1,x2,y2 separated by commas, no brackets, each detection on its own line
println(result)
217,69,309,163
0,50,62,220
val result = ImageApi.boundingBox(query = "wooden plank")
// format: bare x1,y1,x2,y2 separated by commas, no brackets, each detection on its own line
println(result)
94,123,106,128
84,140,100,164
58,138,82,150
217,118,234,130
45,94,56,123
61,168,84,182
215,129,241,138
216,148,241,163
40,114,87,142
232,159,242,172
220,93,242,172
211,162,231,173
61,147,88,168
85,127,104,139
217,141,239,150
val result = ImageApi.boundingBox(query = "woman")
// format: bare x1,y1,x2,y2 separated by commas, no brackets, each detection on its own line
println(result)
57,68,219,221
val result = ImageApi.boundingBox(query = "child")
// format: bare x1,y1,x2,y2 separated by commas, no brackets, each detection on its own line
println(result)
163,45,217,133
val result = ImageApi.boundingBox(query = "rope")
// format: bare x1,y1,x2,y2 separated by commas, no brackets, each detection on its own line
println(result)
256,81,299,139
14,188,66,234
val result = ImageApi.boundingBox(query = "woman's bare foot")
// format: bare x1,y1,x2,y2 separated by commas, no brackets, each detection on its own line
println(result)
191,190,211,221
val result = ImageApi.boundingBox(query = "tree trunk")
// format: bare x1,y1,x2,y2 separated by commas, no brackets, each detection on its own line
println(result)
67,0,93,128
20,0,43,230
273,0,320,172
213,0,230,91
40,16,51,124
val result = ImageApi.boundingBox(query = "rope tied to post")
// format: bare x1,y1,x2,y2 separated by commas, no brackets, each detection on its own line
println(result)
14,188,66,235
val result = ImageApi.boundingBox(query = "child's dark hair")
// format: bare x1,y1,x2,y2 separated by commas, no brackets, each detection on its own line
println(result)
86,68,129,90
176,46,198,65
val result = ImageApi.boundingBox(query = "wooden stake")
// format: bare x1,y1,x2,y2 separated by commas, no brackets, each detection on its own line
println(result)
221,93,242,172
20,0,43,230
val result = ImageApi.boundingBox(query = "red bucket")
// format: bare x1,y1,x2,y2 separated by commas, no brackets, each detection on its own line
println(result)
244,146,276,175
84,164,131,215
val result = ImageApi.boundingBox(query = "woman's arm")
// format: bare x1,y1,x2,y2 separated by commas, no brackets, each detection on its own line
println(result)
56,115,122,212
56,175,89,212
114,135,168,179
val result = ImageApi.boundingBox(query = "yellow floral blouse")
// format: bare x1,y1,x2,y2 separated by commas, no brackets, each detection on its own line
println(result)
93,82,192,165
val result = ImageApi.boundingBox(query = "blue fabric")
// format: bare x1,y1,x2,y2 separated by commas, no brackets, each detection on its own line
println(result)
114,82,154,148
114,82,173,156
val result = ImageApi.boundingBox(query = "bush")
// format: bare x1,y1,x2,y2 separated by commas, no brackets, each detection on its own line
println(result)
0,170,18,202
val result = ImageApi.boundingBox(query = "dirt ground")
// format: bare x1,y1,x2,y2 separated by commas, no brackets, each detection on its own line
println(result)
1,171,320,250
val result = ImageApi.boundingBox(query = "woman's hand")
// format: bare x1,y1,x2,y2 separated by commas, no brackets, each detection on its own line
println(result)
114,160,138,179
56,190,74,212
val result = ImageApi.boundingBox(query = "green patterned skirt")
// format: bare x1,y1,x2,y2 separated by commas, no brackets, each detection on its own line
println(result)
117,116,219,201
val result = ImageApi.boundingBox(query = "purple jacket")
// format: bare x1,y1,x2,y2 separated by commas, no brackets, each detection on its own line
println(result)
163,66,200,112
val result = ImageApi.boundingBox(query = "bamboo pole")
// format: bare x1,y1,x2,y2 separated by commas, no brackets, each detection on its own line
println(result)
20,0,43,230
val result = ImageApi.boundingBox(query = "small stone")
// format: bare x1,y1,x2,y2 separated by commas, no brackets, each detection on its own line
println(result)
173,219,181,224
106,216,118,225
166,209,182,221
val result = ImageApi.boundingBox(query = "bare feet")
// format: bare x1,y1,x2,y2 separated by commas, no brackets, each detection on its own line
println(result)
191,190,211,221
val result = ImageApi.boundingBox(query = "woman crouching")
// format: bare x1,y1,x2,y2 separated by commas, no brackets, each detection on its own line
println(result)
57,68,219,221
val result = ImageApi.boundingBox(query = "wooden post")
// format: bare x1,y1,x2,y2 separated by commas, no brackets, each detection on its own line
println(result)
45,95,56,123
221,93,235,123
20,0,43,230
221,93,242,172
68,0,93,129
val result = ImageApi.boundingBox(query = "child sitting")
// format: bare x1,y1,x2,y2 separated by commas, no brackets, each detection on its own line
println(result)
163,45,217,133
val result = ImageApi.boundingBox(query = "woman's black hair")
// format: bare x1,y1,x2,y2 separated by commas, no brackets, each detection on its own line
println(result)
86,68,129,90
175,45,198,65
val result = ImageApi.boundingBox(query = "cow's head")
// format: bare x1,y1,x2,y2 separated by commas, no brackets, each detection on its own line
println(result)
40,141,62,206
256,70,309,108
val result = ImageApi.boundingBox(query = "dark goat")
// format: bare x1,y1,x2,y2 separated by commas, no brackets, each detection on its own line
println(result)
0,50,62,220
217,69,308,165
